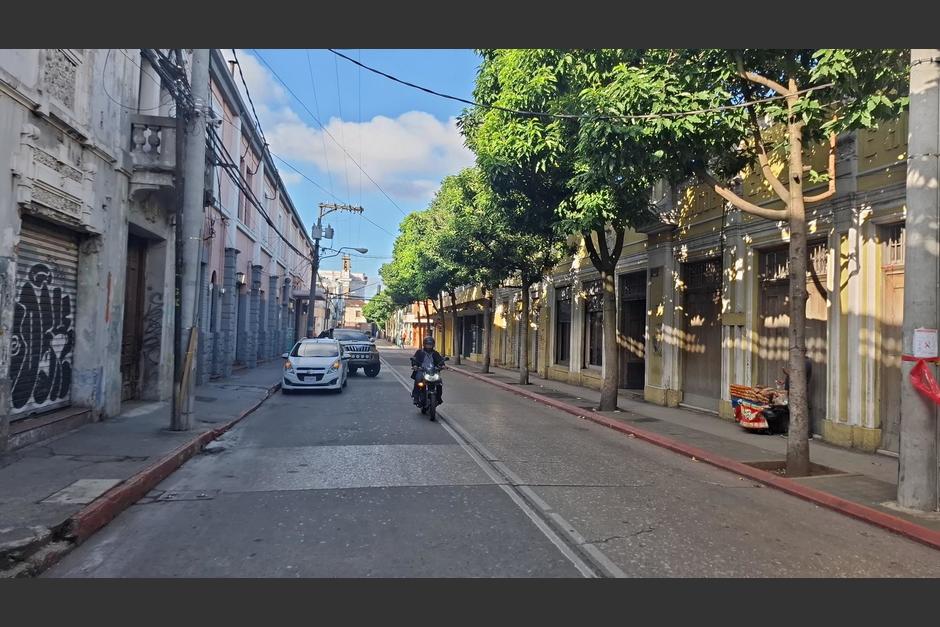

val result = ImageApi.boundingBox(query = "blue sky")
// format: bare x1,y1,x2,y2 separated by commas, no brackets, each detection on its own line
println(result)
225,49,482,294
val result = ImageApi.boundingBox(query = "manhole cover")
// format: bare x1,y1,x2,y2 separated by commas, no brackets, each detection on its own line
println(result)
195,396,218,403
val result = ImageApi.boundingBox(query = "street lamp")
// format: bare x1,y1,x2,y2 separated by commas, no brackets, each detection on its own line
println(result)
306,203,365,338
320,246,368,259
306,242,369,338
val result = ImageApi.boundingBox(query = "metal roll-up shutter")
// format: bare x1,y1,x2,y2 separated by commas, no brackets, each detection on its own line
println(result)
9,218,79,418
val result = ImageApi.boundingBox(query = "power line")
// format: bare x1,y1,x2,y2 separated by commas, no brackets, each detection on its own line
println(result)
333,53,353,205
305,49,335,199
327,48,835,122
357,48,363,245
211,60,378,260
266,154,396,237
209,126,312,261
271,153,343,202
230,49,273,157
251,49,409,217
231,49,272,178
101,49,176,113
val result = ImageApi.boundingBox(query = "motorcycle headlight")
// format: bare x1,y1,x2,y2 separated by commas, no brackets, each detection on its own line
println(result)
424,373,440,382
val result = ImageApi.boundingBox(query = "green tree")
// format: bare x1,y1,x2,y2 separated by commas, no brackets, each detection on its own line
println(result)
584,49,909,475
362,290,395,329
461,49,657,404
428,167,516,373
461,51,572,381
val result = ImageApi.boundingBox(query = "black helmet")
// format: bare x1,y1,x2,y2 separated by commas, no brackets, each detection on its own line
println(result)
423,336,435,348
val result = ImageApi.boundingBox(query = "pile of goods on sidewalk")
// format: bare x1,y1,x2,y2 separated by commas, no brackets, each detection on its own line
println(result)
729,383,788,434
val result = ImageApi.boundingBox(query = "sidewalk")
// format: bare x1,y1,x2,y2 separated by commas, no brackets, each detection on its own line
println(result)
0,362,283,577
451,360,940,541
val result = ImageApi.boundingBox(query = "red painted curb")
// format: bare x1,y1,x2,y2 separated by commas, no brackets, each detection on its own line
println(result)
66,382,280,545
450,366,940,552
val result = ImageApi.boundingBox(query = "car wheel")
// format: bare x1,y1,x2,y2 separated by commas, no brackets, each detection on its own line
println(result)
365,366,380,377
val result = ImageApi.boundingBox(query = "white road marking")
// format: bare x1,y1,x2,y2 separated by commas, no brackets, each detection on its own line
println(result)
381,355,623,578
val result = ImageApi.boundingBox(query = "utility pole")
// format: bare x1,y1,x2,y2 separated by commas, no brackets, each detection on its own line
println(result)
172,49,211,431
305,203,364,338
898,49,940,512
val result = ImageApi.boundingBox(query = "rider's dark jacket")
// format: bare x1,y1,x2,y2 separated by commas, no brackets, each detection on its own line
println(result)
411,348,445,379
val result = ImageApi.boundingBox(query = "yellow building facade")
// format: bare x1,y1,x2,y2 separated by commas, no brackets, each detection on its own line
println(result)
436,114,909,455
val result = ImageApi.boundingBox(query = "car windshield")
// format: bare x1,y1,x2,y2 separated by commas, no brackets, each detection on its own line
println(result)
291,343,339,358
333,330,370,342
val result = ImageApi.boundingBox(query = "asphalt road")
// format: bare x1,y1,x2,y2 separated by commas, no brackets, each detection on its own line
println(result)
46,346,940,577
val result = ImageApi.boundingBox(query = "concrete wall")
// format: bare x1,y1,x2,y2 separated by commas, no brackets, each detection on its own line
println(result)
1,50,178,449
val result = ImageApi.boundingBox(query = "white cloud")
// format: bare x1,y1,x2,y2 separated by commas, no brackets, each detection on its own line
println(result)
222,49,287,105
279,171,302,185
228,51,475,202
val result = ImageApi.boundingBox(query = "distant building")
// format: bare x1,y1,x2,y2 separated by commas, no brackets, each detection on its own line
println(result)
320,254,369,330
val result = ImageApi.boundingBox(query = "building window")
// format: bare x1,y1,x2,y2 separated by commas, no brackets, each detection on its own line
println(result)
583,281,604,367
883,223,905,268
238,155,247,223
555,285,571,365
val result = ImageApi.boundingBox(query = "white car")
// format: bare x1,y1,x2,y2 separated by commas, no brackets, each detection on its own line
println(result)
281,339,349,394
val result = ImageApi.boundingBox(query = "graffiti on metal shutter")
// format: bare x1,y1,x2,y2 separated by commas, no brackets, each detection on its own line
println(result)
10,262,75,410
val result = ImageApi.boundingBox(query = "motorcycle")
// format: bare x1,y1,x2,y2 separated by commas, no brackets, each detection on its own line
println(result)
411,357,449,421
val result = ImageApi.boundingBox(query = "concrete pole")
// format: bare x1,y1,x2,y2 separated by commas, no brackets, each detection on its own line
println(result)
173,48,211,431
898,50,940,511
306,216,321,339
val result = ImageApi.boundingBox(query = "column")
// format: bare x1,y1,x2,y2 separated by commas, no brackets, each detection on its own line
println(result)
247,264,261,368
221,248,239,377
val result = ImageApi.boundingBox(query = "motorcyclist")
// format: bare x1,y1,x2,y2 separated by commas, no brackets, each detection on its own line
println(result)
412,336,446,405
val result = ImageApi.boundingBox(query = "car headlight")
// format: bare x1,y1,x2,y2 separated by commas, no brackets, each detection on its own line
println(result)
284,361,294,373
328,360,341,371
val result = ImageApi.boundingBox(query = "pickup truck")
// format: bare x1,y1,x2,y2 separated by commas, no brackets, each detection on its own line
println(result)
318,328,381,376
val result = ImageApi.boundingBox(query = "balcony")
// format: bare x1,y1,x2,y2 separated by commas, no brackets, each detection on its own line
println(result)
128,114,176,199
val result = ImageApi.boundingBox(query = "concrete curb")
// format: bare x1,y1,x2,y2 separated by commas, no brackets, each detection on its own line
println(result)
4,380,281,577
449,366,940,552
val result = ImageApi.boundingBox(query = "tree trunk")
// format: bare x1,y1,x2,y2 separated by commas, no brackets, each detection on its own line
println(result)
520,282,531,385
482,289,492,374
785,79,811,477
448,288,461,365
421,300,431,340
599,269,619,411
584,227,625,412
438,293,447,357
416,304,424,347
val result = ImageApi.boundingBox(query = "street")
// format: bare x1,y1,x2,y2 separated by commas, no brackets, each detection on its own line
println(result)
41,345,940,578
